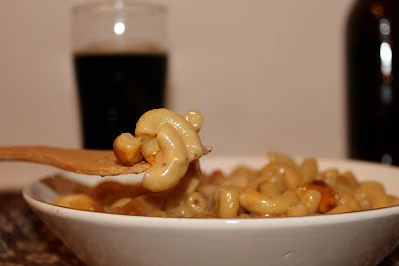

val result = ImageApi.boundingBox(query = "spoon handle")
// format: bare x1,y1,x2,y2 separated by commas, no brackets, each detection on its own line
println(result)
0,146,151,176
0,146,55,163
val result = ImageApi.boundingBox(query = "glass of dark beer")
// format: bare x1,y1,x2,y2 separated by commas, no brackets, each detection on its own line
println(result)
71,1,168,150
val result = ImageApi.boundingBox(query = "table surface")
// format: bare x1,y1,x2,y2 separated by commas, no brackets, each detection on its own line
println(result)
0,192,398,266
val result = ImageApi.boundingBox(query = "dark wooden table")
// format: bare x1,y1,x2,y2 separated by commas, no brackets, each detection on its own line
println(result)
0,192,21,209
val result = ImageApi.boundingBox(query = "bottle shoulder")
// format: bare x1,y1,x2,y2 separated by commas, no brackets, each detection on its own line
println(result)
346,0,399,37
348,0,397,22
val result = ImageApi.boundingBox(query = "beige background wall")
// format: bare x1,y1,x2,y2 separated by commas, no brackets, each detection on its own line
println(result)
0,0,353,189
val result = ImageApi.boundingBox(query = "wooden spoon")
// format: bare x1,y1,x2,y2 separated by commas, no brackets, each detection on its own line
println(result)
0,146,151,176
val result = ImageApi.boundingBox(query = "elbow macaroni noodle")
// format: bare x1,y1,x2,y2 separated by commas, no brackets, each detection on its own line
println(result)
112,108,211,192
54,109,399,218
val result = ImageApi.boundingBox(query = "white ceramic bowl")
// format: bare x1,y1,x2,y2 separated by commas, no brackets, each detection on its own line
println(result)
23,156,399,266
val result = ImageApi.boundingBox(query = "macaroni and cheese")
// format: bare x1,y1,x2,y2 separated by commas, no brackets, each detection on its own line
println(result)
54,108,399,218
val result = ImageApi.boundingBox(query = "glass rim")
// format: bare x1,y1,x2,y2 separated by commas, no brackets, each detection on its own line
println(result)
71,1,167,16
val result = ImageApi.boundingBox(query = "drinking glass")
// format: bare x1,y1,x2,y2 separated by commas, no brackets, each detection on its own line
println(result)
71,1,168,150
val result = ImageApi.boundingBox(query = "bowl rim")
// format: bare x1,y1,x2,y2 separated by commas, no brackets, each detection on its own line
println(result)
22,156,399,229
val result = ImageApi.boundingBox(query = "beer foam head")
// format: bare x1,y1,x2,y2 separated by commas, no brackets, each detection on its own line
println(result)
74,41,167,55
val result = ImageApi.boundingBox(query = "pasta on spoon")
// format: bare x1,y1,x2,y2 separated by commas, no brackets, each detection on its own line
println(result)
112,108,212,192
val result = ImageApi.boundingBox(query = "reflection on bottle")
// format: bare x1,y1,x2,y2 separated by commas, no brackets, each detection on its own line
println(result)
380,84,392,105
379,19,391,35
378,17,393,106
380,42,392,75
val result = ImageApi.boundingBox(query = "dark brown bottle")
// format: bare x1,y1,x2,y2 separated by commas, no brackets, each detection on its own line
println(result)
346,0,399,165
